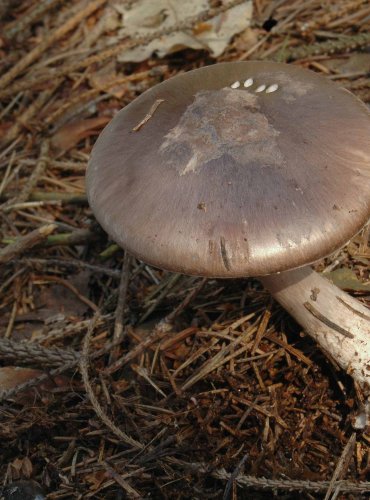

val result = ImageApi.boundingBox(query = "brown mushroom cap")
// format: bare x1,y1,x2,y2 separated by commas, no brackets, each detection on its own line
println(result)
86,61,370,277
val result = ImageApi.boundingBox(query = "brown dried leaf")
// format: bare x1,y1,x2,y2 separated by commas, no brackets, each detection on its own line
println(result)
115,0,253,62
0,367,44,392
88,61,126,98
51,116,110,151
0,366,70,404
9,457,33,480
85,470,108,489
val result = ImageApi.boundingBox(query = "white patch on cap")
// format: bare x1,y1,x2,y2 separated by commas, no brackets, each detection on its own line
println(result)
244,78,253,88
255,84,267,93
266,83,279,93
231,81,240,89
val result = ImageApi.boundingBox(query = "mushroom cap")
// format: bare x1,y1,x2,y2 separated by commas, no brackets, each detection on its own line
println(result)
86,61,370,277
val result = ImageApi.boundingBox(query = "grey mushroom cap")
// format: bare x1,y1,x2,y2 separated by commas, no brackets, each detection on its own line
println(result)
86,61,370,278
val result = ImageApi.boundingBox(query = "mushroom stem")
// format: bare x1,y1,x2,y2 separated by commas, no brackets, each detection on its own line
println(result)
260,266,370,393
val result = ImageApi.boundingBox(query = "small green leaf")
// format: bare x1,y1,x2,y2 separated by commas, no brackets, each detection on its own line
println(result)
324,268,370,292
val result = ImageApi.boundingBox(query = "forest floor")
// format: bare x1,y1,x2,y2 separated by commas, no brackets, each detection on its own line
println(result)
0,1,370,498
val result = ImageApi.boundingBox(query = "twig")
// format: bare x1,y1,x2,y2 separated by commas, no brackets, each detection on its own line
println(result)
104,324,170,375
165,277,207,323
0,150,16,197
19,159,87,173
265,332,312,366
0,224,57,265
0,323,121,364
324,433,357,500
109,253,131,364
223,454,248,500
208,468,370,493
5,301,17,339
0,338,79,366
0,0,108,89
36,274,99,312
103,462,142,499
132,99,165,132
45,70,154,126
28,191,87,205
2,228,97,248
80,313,143,449
181,325,257,391
3,0,63,40
2,84,62,144
139,273,182,323
251,305,271,353
273,32,370,62
43,228,97,246
1,141,51,211
0,331,124,403
0,359,79,402
37,314,114,345
16,257,121,278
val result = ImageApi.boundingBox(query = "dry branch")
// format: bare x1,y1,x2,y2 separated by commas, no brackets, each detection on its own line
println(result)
0,224,57,265
0,0,107,89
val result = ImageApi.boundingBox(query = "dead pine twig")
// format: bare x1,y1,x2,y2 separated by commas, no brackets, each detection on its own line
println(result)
1,228,98,248
18,257,121,279
1,140,51,212
165,277,207,323
273,32,370,62
132,99,165,132
0,0,108,89
222,454,248,500
0,359,80,403
0,338,79,367
104,324,170,375
180,324,258,392
251,304,271,353
2,85,61,146
37,274,99,312
0,224,57,265
205,467,370,494
80,313,143,449
109,252,132,364
324,433,357,500
3,0,63,40
44,70,154,126
103,462,143,499
0,336,122,402
139,273,182,324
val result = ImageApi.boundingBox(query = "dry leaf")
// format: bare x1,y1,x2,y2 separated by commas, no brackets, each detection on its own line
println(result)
88,61,126,98
85,470,108,489
321,53,370,74
113,0,253,62
0,366,70,404
9,457,33,480
325,268,370,292
51,116,110,151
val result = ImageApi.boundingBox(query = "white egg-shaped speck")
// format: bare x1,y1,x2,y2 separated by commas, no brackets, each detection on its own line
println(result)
243,78,253,88
255,84,267,93
266,83,279,93
231,81,241,89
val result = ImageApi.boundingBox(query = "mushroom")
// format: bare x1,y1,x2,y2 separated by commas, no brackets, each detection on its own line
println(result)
86,61,370,393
